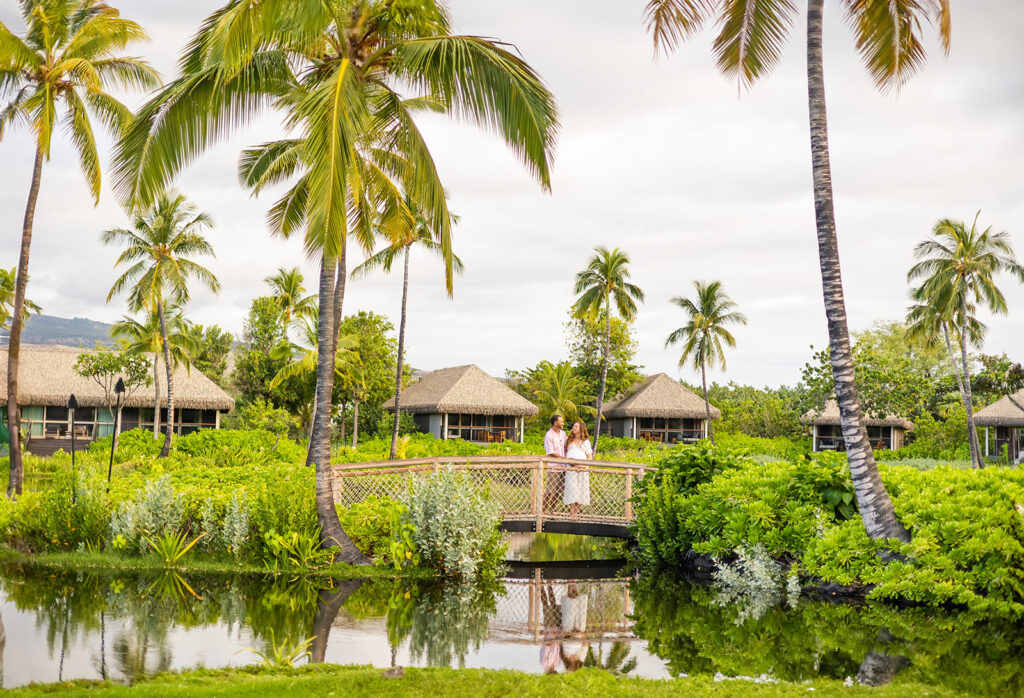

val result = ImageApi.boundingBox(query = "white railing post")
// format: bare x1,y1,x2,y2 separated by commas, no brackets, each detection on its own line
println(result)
625,471,633,522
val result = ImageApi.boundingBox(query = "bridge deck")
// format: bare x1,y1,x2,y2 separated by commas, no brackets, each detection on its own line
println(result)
331,455,655,538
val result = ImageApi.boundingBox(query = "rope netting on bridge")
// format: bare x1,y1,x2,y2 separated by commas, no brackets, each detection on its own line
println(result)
331,456,656,527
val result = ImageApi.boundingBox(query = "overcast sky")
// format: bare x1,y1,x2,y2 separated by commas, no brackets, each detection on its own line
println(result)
2,1,1022,388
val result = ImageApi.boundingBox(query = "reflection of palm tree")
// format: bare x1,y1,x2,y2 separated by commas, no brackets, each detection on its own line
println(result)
309,580,364,664
585,640,637,676
856,630,910,687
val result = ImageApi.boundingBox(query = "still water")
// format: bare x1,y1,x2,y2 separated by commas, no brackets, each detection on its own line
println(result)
1,536,1021,694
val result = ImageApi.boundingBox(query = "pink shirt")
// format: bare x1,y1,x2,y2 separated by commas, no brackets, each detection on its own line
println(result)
544,428,567,457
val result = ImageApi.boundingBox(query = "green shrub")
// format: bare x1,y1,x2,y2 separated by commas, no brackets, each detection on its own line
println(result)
407,468,504,579
110,475,186,554
338,496,409,562
89,428,164,461
3,470,109,552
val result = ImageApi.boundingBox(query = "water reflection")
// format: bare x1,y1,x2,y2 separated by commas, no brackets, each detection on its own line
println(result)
0,564,1020,695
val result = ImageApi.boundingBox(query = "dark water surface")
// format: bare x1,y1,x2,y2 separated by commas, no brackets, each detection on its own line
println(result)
1,537,1021,694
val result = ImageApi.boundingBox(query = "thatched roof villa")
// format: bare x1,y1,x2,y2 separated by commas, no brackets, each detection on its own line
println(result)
384,364,537,443
801,400,913,452
601,373,719,444
1,345,234,456
974,390,1024,462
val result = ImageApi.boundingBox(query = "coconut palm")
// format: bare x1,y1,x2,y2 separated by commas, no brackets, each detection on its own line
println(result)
0,268,41,332
907,214,1024,468
529,361,597,425
572,247,645,450
112,0,558,559
352,195,462,459
665,281,747,445
0,0,159,495
112,304,197,438
102,192,220,458
642,0,952,543
264,267,317,328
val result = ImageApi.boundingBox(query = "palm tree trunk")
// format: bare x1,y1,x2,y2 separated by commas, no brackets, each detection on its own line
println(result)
390,245,411,459
157,299,174,458
592,299,611,452
942,325,967,402
701,357,714,445
959,294,984,468
807,0,909,543
152,352,160,438
6,146,44,498
309,257,368,563
352,398,359,448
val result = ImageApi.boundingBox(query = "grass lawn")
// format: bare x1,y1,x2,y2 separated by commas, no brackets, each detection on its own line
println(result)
6,665,968,697
0,546,422,580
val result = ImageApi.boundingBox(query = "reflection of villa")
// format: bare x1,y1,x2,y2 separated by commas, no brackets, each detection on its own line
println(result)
802,401,913,452
974,390,1024,463
0,345,234,457
384,364,537,443
601,373,719,444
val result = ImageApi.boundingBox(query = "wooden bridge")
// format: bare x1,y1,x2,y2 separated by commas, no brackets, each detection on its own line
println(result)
331,455,656,538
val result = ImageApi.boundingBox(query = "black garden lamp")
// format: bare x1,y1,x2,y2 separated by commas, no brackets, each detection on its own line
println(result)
106,378,125,494
67,394,78,503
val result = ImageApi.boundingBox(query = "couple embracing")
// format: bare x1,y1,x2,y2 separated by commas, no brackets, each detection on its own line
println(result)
543,414,592,517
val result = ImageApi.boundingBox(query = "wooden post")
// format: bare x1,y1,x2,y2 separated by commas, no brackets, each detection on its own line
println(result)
534,460,543,533
625,472,633,522
534,567,542,642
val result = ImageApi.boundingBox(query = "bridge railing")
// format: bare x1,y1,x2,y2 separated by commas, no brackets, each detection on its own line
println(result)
331,455,656,529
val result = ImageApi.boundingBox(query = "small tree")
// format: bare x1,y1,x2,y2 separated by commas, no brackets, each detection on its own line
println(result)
74,351,152,448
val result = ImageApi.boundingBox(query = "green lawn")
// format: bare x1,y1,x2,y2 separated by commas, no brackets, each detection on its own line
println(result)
7,665,968,697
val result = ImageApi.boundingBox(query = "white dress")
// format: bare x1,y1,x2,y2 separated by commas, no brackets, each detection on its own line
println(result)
563,440,592,506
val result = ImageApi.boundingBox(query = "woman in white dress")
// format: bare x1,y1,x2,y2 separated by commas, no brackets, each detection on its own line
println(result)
563,421,592,518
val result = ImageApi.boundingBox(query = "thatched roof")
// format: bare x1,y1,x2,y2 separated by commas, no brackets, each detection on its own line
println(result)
603,373,720,420
801,401,913,430
974,390,1024,427
0,345,234,411
384,364,538,417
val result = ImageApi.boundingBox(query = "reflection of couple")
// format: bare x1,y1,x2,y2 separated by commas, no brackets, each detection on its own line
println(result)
540,583,589,674
544,415,593,518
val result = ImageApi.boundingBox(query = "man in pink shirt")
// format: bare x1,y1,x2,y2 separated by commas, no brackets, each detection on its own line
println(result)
543,414,566,512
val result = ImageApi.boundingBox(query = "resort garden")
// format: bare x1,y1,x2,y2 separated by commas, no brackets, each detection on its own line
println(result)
1,0,1023,696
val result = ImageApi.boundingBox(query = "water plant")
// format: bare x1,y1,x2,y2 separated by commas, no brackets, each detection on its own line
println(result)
142,531,206,567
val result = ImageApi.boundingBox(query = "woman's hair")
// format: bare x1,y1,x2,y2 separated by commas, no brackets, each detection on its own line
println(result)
560,646,585,672
569,421,590,444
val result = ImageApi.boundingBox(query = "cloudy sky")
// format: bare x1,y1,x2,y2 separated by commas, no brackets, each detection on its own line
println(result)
2,1,1022,388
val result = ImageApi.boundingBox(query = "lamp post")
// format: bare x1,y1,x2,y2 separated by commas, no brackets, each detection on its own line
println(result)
106,378,125,494
67,394,78,503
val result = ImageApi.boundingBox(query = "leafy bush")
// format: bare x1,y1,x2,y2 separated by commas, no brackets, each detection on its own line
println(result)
2,470,108,552
338,496,409,562
89,428,164,461
110,475,186,554
407,468,504,579
714,432,812,461
712,544,800,624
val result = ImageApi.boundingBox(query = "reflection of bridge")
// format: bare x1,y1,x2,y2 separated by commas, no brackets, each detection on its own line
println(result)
332,456,656,538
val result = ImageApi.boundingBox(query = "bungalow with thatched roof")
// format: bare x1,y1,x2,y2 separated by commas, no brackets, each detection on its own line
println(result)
1,345,234,457
384,364,537,443
601,373,719,444
974,390,1024,463
801,400,913,452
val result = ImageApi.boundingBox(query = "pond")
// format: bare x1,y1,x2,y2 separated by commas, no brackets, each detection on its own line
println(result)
1,541,1021,694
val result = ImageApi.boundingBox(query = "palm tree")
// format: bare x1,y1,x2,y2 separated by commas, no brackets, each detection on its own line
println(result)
112,305,197,438
0,0,158,496
102,192,220,458
352,195,462,459
665,281,747,445
572,247,645,450
0,268,41,333
529,361,596,425
641,0,952,543
112,1,558,559
907,214,1024,469
264,267,317,328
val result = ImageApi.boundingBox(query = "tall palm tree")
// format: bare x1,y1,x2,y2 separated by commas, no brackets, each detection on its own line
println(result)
529,361,596,425
102,192,220,458
112,0,558,559
0,268,41,333
112,304,197,438
264,266,317,328
572,247,645,450
352,195,462,459
665,281,747,445
0,0,158,496
908,214,1024,468
642,0,952,543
